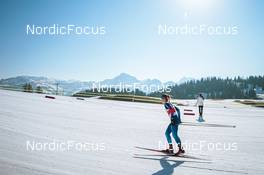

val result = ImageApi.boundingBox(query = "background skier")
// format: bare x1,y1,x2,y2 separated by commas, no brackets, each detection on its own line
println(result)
195,93,205,122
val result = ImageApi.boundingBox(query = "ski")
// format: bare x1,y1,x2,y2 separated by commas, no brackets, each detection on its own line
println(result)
135,146,205,160
133,153,207,160
180,122,236,128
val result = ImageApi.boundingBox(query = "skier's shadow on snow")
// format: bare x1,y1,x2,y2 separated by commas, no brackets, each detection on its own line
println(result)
152,156,183,175
134,156,208,175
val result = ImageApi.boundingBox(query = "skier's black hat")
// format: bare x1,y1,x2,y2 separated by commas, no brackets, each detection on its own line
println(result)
161,94,170,100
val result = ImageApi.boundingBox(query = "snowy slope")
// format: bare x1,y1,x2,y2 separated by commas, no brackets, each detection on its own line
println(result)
0,89,264,175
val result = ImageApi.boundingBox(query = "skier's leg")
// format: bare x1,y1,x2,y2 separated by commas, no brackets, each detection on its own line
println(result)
201,106,204,116
197,106,202,121
198,106,202,116
171,125,181,145
165,124,174,153
165,124,172,144
171,125,185,154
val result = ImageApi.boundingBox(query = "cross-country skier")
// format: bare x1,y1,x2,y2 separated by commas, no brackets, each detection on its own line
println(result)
195,93,205,122
161,94,185,155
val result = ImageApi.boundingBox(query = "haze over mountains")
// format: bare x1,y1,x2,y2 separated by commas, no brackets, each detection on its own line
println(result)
0,73,194,95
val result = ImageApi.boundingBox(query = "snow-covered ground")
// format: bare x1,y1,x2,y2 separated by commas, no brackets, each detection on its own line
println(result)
0,89,264,175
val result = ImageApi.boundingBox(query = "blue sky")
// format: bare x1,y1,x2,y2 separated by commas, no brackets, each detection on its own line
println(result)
0,0,263,82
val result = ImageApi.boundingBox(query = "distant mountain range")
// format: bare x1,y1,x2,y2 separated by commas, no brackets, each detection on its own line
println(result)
0,73,194,95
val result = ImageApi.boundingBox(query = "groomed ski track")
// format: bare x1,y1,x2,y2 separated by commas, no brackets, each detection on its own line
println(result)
0,89,264,175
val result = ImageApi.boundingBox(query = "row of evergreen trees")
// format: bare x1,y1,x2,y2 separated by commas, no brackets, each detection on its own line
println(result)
149,76,264,99
23,83,43,93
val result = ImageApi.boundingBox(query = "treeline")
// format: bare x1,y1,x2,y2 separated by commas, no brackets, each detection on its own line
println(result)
149,76,264,99
23,83,43,93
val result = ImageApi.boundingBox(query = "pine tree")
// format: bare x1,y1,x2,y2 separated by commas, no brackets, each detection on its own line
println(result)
35,86,43,93
23,83,33,93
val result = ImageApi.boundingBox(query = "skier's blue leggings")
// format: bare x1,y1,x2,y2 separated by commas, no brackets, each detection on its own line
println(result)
165,123,181,145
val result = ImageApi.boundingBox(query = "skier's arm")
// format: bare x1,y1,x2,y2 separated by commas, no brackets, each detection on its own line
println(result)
194,98,199,106
175,106,181,118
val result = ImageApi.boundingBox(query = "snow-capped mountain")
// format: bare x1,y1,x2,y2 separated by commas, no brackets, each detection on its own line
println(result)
100,73,140,85
0,73,194,95
0,76,94,95
94,73,165,93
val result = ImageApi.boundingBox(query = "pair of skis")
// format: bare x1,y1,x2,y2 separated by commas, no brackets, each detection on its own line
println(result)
134,146,206,160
